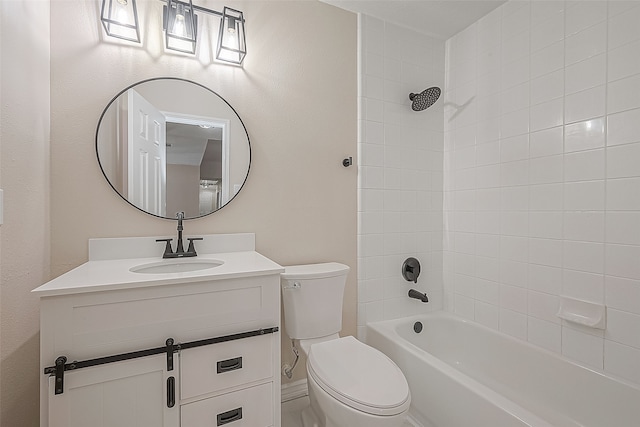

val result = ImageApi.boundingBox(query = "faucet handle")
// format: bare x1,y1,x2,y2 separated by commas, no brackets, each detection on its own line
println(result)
186,237,203,255
156,238,174,258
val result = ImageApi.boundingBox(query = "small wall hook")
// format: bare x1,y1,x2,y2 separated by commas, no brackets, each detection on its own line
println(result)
342,157,353,167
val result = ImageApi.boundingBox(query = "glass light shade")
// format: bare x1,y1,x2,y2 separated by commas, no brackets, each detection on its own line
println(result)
164,0,198,54
216,7,246,65
100,0,140,43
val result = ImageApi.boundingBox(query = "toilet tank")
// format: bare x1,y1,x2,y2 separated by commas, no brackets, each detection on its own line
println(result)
281,263,350,340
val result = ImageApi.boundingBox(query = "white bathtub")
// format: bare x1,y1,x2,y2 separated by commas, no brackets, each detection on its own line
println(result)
366,312,640,427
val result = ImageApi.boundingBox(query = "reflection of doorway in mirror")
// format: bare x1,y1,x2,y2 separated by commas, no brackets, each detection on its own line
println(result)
128,90,167,217
162,114,230,218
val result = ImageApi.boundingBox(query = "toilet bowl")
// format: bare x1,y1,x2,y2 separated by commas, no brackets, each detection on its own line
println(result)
302,336,410,427
280,263,411,427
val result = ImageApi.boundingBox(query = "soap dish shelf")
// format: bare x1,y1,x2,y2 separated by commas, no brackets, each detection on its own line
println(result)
556,296,606,329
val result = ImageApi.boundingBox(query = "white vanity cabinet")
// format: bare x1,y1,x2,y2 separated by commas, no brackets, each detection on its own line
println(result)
35,234,283,427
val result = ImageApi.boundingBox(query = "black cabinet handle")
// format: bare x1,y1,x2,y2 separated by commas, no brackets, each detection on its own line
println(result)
217,407,243,425
217,356,242,374
166,377,175,408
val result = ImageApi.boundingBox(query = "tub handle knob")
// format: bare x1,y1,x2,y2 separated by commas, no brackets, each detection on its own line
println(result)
283,281,301,290
402,257,421,283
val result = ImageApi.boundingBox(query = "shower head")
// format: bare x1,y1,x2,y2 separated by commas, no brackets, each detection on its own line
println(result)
409,87,441,111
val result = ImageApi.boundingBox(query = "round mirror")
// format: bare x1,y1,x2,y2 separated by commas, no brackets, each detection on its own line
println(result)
96,78,251,220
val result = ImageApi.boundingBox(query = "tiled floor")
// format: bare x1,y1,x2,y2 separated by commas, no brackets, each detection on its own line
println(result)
282,396,419,427
282,396,310,427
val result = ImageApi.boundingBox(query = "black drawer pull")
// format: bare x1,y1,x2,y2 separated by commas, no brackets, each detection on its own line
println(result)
217,407,242,426
166,376,175,408
217,356,242,374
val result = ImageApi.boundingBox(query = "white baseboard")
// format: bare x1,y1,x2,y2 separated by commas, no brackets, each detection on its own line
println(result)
281,378,308,402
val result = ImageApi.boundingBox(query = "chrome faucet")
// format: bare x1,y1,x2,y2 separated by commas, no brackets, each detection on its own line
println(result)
156,212,203,258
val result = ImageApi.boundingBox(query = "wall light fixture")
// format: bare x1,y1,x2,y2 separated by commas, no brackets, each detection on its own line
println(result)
100,0,140,43
100,0,247,65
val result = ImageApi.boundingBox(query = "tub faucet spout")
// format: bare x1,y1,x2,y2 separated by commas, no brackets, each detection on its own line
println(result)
408,289,429,303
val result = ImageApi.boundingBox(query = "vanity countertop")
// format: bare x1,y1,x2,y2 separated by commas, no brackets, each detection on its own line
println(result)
33,251,284,297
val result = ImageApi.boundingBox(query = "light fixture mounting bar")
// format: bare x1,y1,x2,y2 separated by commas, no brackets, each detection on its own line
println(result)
158,0,245,22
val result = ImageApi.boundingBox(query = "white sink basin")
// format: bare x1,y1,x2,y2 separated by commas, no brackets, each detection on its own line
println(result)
130,260,224,274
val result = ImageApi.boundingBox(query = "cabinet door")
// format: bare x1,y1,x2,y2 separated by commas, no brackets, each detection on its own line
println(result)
48,354,178,427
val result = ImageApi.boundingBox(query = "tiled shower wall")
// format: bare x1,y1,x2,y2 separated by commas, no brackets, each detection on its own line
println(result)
357,15,445,338
444,0,640,384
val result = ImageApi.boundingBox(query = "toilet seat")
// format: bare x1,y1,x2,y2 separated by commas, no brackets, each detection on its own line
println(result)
307,336,410,417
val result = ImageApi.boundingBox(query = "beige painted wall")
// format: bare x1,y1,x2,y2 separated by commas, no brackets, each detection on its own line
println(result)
0,1,51,426
50,0,356,392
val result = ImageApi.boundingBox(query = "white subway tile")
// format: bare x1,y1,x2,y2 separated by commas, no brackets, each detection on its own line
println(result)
606,177,640,210
476,256,501,283
500,308,528,340
454,293,475,319
530,70,564,106
565,54,606,95
477,116,501,146
563,241,605,275
562,326,604,370
530,211,563,239
476,234,500,258
606,212,640,246
606,244,640,280
606,309,640,349
476,164,501,188
475,301,500,330
565,22,606,66
529,238,563,268
565,85,606,124
563,211,605,243
608,1,639,17
500,284,528,313
530,183,564,211
529,263,562,295
500,134,529,163
501,108,530,138
530,41,564,79
564,149,605,182
530,127,564,158
475,188,501,211
531,1,564,27
500,186,529,211
605,340,640,385
607,108,640,147
608,39,640,82
502,2,530,37
562,268,604,303
564,180,605,211
502,30,530,63
502,83,530,113
565,0,607,36
500,160,529,187
528,290,561,324
607,73,640,115
605,275,640,315
502,56,530,89
608,4,640,50
564,117,605,153
607,142,640,179
528,317,562,353
530,98,564,131
501,235,529,263
475,211,501,234
531,12,564,53
529,155,563,184
500,259,529,288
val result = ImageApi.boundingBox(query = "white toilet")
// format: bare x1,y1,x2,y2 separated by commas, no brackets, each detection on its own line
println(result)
281,263,410,427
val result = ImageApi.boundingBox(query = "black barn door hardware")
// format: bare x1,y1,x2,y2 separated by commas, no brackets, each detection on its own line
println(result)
44,327,278,395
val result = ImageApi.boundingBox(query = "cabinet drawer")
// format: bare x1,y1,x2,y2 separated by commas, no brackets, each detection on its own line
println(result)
180,333,273,400
181,382,273,427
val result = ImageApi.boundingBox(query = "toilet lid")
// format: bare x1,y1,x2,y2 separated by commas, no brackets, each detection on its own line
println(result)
307,336,410,416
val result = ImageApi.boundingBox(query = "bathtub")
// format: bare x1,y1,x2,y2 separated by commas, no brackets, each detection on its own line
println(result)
366,312,640,427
